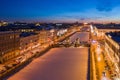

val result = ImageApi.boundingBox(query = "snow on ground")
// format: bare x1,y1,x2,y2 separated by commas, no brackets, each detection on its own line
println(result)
8,48,89,80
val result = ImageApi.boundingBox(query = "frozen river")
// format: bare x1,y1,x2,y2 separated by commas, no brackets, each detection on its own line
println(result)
8,48,89,80
70,32,89,42
7,32,90,80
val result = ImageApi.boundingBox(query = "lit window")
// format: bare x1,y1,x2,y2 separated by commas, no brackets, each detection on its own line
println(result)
10,36,13,39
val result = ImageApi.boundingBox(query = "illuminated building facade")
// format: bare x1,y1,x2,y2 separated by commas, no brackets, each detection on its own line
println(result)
0,21,8,27
93,26,120,40
20,33,39,54
105,32,120,74
39,30,51,45
0,31,20,63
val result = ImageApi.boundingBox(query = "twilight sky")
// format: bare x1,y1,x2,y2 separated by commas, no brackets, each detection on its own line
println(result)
1,0,120,23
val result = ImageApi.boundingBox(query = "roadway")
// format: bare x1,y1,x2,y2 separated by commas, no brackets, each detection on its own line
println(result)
91,30,111,79
7,32,90,80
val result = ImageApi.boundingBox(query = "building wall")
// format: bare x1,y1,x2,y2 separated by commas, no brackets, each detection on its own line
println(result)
94,27,120,40
20,34,39,54
0,21,8,27
105,34,120,69
0,31,20,63
39,30,50,45
98,29,120,33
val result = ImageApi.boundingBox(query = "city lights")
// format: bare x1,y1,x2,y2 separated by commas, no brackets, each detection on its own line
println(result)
1,0,120,79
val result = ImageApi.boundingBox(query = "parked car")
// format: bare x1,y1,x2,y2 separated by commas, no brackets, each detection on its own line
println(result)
0,69,6,74
102,71,106,77
0,66,6,74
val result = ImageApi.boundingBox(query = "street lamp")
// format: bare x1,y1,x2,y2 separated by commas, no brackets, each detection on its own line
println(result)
97,56,101,62
96,47,101,55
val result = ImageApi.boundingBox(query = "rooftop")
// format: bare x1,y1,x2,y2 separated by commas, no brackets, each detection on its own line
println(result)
94,23,120,29
106,32,120,43
20,32,38,37
0,31,19,35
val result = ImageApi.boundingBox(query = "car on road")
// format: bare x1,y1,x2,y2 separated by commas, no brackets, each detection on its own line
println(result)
102,71,106,77
0,66,6,74
16,56,25,63
20,58,26,63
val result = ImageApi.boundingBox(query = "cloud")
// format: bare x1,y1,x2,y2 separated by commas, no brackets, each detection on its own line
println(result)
96,0,120,12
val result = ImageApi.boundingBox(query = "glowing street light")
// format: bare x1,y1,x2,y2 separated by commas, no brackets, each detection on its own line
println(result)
96,47,101,55
97,56,101,62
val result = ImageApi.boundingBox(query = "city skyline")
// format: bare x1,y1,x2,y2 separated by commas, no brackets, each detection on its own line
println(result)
1,0,120,23
0,0,120,79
